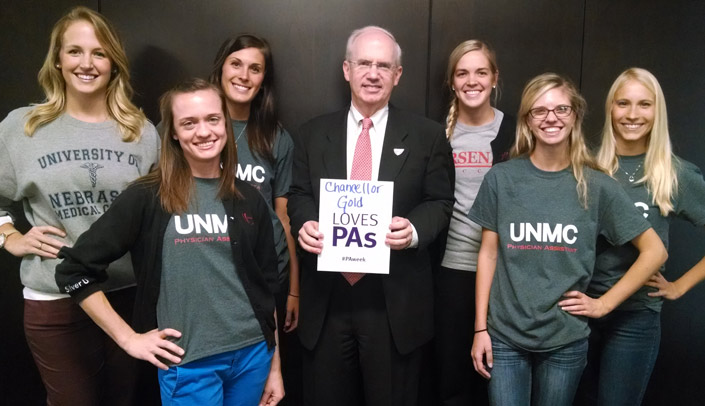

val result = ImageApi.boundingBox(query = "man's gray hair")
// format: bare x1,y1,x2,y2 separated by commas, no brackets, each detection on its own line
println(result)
345,25,402,66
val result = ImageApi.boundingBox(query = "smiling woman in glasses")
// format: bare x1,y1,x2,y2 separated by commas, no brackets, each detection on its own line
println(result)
467,72,667,406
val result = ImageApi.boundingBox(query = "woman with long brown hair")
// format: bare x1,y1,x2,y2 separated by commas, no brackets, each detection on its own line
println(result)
210,34,302,402
56,78,284,405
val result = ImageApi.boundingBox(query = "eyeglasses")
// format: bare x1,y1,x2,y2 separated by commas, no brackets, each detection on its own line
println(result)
348,60,396,74
529,105,573,119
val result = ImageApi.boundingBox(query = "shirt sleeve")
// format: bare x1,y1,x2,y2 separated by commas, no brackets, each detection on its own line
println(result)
142,121,161,174
0,110,22,219
675,160,705,227
55,184,149,302
272,128,294,199
598,176,651,246
467,168,499,232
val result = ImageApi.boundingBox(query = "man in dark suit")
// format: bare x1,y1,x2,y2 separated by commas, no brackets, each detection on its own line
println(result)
288,25,454,406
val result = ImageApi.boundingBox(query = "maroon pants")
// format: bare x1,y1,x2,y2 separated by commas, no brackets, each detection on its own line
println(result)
24,288,137,406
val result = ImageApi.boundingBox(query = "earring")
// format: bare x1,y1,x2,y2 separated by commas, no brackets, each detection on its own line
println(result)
451,86,455,91
492,85,496,89
55,64,61,69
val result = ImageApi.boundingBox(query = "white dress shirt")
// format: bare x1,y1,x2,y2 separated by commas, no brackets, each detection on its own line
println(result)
345,103,418,248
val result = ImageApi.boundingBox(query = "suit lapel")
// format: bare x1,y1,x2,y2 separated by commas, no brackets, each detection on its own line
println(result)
378,106,408,181
322,110,348,179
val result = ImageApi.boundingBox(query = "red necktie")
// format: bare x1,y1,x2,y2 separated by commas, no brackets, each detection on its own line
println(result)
342,117,373,285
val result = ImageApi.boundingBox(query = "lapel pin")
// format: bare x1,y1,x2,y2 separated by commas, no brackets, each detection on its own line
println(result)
393,148,404,156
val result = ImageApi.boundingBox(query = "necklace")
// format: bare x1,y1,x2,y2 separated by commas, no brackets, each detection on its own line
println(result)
235,123,248,143
623,162,642,183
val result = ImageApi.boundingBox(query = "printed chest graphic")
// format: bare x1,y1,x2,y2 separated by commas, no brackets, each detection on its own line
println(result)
38,148,143,221
453,150,492,168
172,214,230,245
506,222,579,253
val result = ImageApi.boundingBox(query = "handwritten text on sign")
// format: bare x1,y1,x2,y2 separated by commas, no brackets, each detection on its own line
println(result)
317,179,393,274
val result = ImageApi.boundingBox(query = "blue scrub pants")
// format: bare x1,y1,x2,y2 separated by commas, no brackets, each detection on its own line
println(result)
158,340,273,406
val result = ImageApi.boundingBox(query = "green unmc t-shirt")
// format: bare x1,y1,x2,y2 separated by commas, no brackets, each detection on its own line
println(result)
468,157,650,351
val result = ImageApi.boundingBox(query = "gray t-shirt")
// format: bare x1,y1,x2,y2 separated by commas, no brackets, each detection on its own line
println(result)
158,178,263,365
442,109,503,271
0,107,159,296
233,121,294,279
589,154,705,312
468,157,650,351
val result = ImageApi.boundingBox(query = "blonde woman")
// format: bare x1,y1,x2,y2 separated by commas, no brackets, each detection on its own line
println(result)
576,68,705,406
435,39,514,406
0,6,159,405
468,73,666,405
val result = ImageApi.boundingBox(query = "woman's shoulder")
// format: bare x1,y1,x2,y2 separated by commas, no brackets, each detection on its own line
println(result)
0,107,39,147
123,178,160,198
130,118,158,144
273,125,294,150
584,165,618,188
480,157,526,186
140,119,159,137
674,155,703,178
492,156,526,172
1,106,34,128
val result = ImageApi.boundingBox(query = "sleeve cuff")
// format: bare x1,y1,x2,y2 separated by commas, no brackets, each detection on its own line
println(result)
408,223,419,249
0,215,14,226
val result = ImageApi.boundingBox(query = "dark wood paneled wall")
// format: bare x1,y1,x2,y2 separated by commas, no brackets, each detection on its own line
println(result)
101,0,431,130
1,1,703,404
428,0,585,123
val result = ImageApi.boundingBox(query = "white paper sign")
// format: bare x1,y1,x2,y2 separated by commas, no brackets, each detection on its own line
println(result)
317,179,393,274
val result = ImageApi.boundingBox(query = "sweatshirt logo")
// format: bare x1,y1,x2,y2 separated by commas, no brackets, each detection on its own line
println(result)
174,214,228,234
453,150,492,168
37,148,143,170
64,278,90,293
510,222,578,244
80,163,104,187
237,164,265,183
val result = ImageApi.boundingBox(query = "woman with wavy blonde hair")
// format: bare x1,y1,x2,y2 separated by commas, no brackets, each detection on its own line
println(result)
468,73,667,405
435,39,514,406
25,7,145,141
0,6,159,405
577,68,705,406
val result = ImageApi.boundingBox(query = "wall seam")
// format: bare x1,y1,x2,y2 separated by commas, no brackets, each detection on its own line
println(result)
424,0,433,117
579,0,587,90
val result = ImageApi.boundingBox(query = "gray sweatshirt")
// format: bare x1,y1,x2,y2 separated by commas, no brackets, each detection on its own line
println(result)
0,107,159,296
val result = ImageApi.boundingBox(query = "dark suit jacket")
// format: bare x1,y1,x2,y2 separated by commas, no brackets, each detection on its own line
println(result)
288,105,454,355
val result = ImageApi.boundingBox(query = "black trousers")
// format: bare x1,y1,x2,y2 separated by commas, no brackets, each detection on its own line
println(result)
276,274,304,406
302,275,422,406
433,266,489,406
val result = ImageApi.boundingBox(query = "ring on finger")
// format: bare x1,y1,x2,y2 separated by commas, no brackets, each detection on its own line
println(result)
39,242,44,250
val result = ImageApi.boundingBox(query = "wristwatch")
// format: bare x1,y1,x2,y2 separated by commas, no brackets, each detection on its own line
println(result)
0,230,19,249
